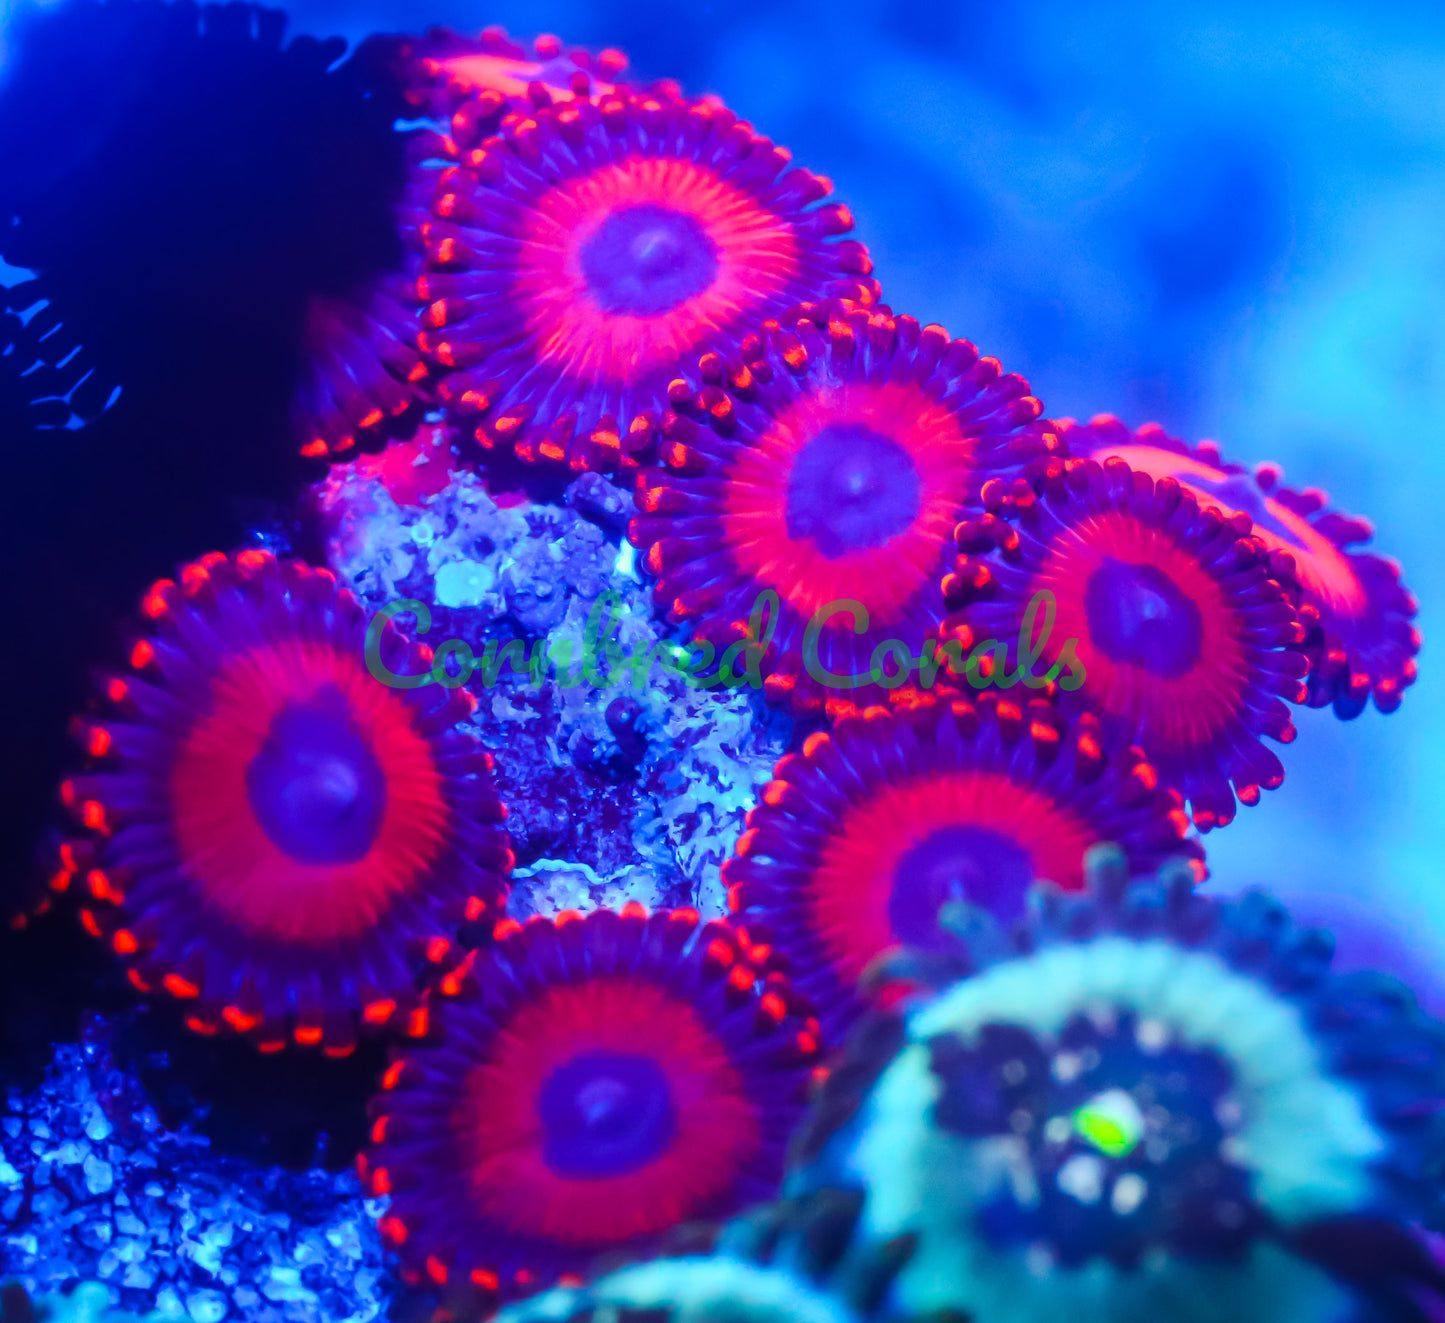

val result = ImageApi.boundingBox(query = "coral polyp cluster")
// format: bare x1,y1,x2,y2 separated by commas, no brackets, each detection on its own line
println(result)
724,695,1203,1038
417,88,878,472
942,456,1312,828
631,302,1058,715
0,3,1433,1316
359,905,820,1301
789,854,1445,1323
58,549,511,1052
1061,415,1420,717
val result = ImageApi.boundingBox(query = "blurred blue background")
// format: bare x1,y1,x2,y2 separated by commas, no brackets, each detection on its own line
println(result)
8,0,1441,991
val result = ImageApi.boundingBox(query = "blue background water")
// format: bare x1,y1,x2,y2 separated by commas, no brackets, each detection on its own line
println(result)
6,0,1441,988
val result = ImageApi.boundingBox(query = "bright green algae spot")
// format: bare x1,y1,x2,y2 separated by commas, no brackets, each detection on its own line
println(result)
1072,1087,1145,1158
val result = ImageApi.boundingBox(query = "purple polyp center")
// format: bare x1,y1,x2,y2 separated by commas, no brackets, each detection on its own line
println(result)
786,424,921,559
889,826,1035,945
579,204,720,316
245,684,387,865
1084,557,1203,677
537,1050,676,1179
